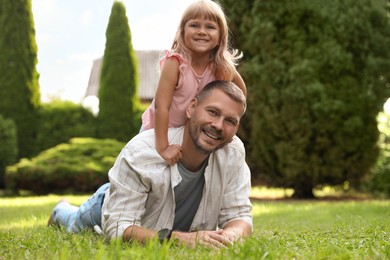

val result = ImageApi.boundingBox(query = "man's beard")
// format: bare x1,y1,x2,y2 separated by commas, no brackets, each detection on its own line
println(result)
189,119,227,155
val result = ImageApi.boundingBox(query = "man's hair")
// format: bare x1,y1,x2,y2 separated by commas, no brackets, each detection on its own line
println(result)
196,80,247,115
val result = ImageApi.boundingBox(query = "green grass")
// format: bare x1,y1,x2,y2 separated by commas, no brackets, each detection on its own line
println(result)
0,193,389,259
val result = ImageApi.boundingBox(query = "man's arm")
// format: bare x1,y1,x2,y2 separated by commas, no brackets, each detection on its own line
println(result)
123,225,156,243
102,145,152,239
167,219,251,248
171,229,235,249
220,219,252,242
218,139,253,237
124,225,234,249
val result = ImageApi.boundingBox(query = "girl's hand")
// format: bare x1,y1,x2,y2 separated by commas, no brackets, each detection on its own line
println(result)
159,144,182,165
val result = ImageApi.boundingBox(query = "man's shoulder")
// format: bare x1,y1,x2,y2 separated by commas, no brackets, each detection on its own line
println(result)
226,135,245,151
215,135,245,157
127,129,155,148
129,127,183,143
122,127,184,164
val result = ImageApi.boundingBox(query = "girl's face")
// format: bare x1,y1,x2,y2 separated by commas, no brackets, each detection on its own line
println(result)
183,17,220,55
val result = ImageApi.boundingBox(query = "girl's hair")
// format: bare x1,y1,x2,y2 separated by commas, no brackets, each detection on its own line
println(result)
171,0,242,81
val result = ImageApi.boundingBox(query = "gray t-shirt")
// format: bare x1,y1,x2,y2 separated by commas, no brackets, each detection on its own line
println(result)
173,160,207,231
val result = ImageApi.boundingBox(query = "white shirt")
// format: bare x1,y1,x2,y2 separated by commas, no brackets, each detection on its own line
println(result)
101,127,253,239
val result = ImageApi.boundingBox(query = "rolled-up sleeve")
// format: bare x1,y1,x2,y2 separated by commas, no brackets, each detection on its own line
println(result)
101,148,151,240
219,162,253,229
218,139,253,230
100,128,182,240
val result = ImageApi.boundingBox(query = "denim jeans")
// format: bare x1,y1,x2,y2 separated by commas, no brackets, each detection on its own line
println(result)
53,183,110,233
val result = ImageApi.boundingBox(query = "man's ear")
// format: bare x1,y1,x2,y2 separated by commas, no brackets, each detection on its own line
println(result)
186,99,197,119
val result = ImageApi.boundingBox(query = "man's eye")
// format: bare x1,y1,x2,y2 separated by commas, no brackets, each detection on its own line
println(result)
208,110,218,116
226,119,237,126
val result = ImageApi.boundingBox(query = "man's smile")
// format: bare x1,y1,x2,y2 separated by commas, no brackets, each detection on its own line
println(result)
202,128,222,140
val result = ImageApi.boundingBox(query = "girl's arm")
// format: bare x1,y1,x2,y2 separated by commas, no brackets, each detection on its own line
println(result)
232,70,247,97
154,57,182,165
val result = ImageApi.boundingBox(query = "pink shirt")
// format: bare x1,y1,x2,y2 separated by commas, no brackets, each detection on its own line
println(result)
141,51,216,130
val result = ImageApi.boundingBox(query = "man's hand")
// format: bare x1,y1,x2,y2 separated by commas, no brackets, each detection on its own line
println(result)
220,229,240,243
169,220,251,249
220,219,252,243
124,221,251,249
159,144,182,165
172,230,233,249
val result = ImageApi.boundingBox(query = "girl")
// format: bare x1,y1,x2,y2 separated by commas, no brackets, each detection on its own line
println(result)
141,0,246,165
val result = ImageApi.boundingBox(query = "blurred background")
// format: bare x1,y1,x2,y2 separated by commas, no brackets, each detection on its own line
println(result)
1,0,389,199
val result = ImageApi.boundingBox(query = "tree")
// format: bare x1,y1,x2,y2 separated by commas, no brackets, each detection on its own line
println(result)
0,0,41,158
97,1,140,142
220,0,390,197
0,115,17,188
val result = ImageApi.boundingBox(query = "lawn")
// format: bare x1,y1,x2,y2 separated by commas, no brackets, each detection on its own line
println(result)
0,191,389,259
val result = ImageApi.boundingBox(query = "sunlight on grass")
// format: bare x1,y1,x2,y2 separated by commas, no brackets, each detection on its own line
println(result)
252,203,278,216
1,215,45,230
251,201,318,218
0,194,90,207
250,186,293,199
250,185,373,199
0,193,389,259
0,194,91,230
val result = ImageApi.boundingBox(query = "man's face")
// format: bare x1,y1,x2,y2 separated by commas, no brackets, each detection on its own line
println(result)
187,88,243,154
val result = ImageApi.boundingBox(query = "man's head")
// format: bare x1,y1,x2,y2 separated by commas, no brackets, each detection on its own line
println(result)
186,80,246,154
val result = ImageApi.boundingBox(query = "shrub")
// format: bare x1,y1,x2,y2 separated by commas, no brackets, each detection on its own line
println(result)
366,154,390,198
0,115,18,188
36,100,97,152
366,112,390,198
5,138,125,194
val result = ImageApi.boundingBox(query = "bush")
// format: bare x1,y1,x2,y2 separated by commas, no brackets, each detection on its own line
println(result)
366,112,390,198
366,156,390,198
0,115,18,188
5,138,125,194
36,100,97,152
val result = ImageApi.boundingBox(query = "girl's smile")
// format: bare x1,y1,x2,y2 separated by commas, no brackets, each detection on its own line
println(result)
184,18,220,55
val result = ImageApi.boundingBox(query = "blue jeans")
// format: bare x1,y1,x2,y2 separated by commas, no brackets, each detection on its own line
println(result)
53,183,110,233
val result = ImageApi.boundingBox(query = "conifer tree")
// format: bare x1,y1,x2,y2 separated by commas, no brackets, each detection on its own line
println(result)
97,1,139,142
0,0,41,158
0,115,17,188
220,0,390,197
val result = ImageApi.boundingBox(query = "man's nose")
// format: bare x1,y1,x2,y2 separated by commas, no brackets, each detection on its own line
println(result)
211,117,223,129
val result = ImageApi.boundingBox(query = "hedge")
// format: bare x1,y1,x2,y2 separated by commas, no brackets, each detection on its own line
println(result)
5,138,125,194
36,100,97,152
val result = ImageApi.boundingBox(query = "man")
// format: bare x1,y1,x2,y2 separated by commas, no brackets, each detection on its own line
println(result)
49,80,252,249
